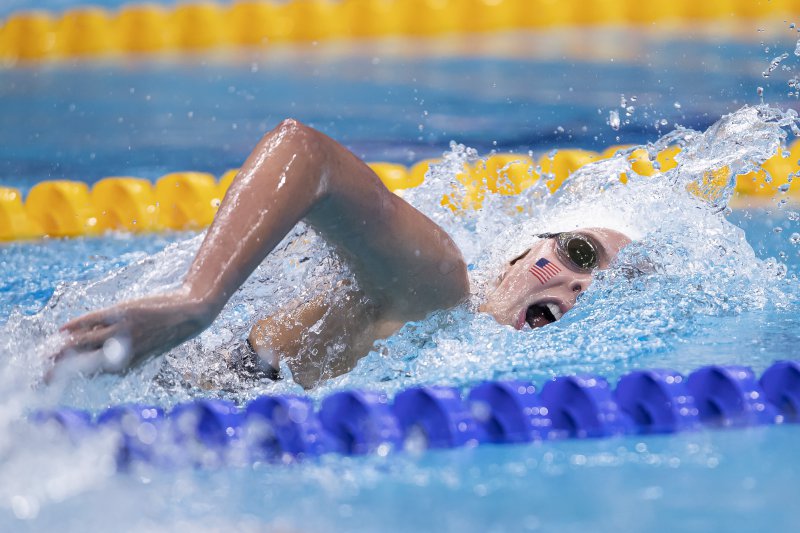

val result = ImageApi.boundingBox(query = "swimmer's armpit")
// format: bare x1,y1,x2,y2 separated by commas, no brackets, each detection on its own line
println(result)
222,338,281,381
247,337,281,380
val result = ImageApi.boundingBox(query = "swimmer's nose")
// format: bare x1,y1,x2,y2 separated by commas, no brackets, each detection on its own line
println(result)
569,279,585,294
551,272,592,309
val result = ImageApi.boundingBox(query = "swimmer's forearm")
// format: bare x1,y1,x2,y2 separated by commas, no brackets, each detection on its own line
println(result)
182,119,328,316
181,118,469,323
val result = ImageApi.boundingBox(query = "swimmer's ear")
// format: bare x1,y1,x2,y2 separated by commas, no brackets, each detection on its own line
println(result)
509,248,531,266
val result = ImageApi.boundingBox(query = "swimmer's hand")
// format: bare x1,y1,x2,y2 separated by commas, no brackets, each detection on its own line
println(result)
47,290,211,382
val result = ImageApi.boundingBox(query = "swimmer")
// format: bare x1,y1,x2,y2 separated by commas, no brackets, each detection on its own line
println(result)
51,119,631,388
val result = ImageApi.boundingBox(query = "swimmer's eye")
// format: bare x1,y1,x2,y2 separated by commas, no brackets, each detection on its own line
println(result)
509,248,530,266
536,232,599,272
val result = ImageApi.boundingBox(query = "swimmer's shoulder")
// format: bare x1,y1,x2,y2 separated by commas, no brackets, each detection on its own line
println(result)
371,318,406,340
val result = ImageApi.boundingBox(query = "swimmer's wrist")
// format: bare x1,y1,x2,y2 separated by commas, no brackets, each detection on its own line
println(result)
178,283,224,327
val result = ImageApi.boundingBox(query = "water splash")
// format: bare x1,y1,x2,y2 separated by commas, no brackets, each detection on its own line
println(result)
0,103,798,526
325,104,798,397
763,52,790,78
2,105,798,406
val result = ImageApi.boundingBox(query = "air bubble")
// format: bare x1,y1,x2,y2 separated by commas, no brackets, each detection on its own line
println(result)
609,110,620,131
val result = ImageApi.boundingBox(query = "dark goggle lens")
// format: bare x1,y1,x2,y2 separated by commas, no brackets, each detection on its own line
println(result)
562,235,598,270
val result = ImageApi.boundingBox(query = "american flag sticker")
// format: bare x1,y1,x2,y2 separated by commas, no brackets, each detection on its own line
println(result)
529,258,561,284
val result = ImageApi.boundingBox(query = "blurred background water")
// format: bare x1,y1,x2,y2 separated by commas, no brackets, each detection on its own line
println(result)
0,26,787,192
2,2,800,532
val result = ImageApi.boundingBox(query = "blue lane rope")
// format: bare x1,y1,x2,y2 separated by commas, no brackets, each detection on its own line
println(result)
33,361,800,468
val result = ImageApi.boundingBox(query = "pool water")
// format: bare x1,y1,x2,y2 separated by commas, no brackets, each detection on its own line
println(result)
3,12,800,533
0,26,787,191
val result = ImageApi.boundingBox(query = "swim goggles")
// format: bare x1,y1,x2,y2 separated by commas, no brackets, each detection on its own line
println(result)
536,232,599,272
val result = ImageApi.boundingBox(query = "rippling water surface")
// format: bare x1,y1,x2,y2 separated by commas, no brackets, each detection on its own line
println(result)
3,16,800,532
2,103,800,531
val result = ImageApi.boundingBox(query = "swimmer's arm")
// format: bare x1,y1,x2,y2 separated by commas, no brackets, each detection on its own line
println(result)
248,289,400,389
184,118,469,322
247,295,328,372
55,119,467,374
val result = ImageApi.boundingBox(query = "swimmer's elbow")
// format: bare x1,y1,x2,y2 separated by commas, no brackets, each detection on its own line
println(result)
272,118,321,149
275,117,305,135
267,118,331,193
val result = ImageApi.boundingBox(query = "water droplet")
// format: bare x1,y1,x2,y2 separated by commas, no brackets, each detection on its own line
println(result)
609,110,620,131
763,52,789,78
673,101,682,109
790,233,800,244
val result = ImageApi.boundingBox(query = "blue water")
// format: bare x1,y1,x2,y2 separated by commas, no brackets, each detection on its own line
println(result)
2,12,800,533
3,426,798,532
2,153,800,533
0,29,786,192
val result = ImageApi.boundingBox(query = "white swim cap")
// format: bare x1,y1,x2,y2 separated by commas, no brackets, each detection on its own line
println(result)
539,206,644,241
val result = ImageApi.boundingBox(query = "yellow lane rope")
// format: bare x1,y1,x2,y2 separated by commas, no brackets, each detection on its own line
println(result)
1,143,796,240
0,0,797,63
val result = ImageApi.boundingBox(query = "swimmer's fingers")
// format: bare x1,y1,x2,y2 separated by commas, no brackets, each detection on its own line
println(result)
59,307,122,334
51,325,117,363
45,325,120,385
44,347,106,385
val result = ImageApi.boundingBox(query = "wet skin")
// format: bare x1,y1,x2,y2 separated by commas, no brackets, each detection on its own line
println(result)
52,118,630,387
246,227,631,388
480,228,631,330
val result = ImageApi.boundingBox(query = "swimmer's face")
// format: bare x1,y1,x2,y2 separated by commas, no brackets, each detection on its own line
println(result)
480,227,631,330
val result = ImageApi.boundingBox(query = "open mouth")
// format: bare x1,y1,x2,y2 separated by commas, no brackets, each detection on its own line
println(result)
525,302,563,329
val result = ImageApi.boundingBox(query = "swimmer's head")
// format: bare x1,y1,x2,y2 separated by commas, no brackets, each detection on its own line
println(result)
479,227,632,330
